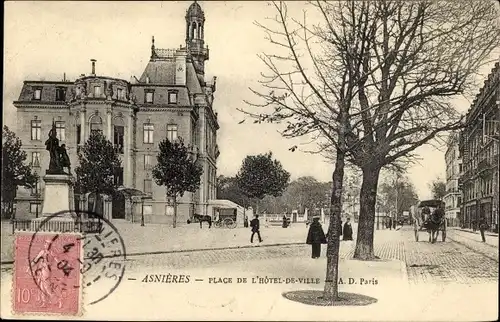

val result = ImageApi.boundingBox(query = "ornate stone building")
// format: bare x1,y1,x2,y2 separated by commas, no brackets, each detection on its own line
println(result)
444,131,462,227
14,2,220,225
459,62,499,233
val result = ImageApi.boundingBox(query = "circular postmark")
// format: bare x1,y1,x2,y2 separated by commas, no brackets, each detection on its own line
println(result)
28,210,127,306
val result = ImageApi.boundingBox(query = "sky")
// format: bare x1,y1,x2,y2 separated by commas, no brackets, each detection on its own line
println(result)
3,1,496,200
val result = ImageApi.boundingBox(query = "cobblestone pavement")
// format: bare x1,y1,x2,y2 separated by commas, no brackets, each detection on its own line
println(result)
402,227,498,284
123,227,497,285
1,225,497,286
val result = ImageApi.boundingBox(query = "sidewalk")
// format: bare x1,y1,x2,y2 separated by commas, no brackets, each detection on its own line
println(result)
455,227,499,237
447,228,499,262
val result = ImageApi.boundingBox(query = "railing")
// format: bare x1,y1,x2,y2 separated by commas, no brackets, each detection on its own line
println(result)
11,218,103,234
11,219,32,234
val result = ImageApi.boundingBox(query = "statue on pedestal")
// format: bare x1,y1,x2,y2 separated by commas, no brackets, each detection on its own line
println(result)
45,122,71,175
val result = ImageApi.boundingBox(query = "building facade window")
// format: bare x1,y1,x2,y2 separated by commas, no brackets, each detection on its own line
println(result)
56,87,66,101
143,124,154,144
55,121,65,141
33,88,42,100
114,167,124,186
167,124,178,142
76,125,81,145
90,115,103,134
31,120,41,140
31,179,41,196
145,90,154,103
168,91,178,104
114,126,124,154
31,152,40,166
144,155,152,170
94,85,102,97
116,88,124,100
144,179,152,194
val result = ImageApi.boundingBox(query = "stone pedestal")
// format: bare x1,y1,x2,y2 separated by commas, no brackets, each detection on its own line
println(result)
31,174,77,232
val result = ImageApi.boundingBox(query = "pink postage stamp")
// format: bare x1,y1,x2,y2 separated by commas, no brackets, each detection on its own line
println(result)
13,232,83,316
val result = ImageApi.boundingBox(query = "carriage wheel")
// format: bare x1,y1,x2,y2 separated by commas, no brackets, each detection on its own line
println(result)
224,218,236,229
214,221,221,228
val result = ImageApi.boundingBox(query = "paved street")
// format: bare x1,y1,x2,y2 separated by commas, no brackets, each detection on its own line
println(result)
1,223,497,320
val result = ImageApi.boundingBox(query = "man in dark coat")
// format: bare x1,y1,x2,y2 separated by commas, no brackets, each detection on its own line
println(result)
250,215,263,243
343,217,353,240
306,217,327,258
478,217,489,243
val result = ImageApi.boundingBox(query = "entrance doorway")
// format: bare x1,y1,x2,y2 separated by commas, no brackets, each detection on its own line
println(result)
112,192,126,219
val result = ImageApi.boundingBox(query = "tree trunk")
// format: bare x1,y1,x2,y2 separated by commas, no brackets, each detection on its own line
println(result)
323,147,346,302
173,196,177,228
354,165,382,260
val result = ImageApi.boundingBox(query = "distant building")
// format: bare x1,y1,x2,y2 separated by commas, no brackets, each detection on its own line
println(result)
13,2,220,225
444,131,462,227
459,62,499,233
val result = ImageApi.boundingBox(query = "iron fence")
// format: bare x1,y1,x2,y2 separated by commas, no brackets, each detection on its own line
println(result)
11,218,103,234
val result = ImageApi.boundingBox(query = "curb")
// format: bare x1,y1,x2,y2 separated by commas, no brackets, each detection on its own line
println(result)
0,242,307,266
447,234,499,263
454,228,498,237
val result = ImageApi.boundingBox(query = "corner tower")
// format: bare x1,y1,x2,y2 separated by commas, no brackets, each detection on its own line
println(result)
186,1,209,77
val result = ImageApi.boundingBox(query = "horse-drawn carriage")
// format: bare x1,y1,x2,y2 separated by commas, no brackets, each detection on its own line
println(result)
411,199,447,243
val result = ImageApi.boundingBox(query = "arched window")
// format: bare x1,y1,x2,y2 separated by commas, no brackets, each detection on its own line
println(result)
191,22,197,39
90,115,103,134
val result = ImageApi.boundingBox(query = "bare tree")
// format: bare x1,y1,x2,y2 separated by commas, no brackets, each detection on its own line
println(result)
243,0,499,301
241,1,376,303
334,0,500,260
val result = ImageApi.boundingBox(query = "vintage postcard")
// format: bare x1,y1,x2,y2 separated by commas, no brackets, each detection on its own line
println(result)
1,1,499,320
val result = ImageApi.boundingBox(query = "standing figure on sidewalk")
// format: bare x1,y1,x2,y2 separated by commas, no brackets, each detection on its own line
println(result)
306,216,327,259
250,215,263,243
343,217,353,241
478,217,489,243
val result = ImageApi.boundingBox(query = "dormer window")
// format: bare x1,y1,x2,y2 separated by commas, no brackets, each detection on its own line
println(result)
33,87,42,100
117,88,124,100
94,85,102,97
168,91,178,104
56,87,66,101
145,90,154,104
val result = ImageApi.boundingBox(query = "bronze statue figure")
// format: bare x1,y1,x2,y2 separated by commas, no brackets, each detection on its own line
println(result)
45,124,61,173
45,121,71,175
59,144,71,174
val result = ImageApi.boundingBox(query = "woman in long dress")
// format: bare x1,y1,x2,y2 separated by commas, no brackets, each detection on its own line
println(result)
343,217,353,241
306,217,327,258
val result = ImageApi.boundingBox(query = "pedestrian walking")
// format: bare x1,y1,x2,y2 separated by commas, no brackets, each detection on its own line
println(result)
343,217,353,241
250,215,263,243
306,216,327,259
388,217,393,230
282,215,288,228
478,217,489,243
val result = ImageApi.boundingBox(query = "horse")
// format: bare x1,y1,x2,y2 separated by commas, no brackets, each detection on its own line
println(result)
427,208,445,243
192,214,212,228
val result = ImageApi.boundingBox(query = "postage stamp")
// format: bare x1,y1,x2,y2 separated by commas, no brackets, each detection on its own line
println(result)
12,210,127,316
13,232,83,316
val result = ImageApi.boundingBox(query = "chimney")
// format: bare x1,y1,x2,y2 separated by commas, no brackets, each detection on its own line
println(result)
91,59,96,76
63,73,66,82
